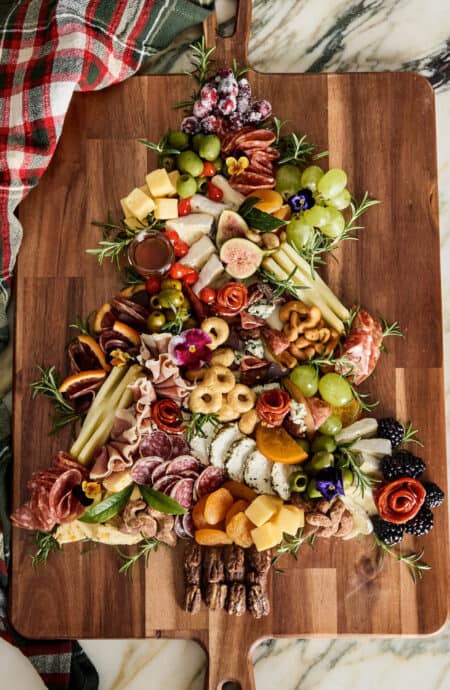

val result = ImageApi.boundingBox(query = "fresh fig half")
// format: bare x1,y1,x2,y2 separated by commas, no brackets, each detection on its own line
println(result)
219,237,263,279
216,210,249,247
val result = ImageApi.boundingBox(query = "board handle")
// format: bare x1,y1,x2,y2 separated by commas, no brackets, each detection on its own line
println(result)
205,635,256,690
202,0,252,67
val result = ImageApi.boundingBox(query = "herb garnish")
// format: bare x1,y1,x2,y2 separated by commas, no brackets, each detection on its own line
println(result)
400,421,423,449
373,535,431,584
79,485,133,524
140,486,187,515
238,197,287,232
185,412,220,442
30,530,62,571
273,120,328,166
116,538,160,577
69,313,95,337
272,528,315,571
259,266,306,299
31,366,82,434
87,213,164,266
138,135,181,158
335,444,380,498
175,37,216,109
379,315,404,352
123,266,145,287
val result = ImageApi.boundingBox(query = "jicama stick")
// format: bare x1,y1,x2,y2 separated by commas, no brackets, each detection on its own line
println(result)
280,243,350,320
71,364,142,463
263,255,345,333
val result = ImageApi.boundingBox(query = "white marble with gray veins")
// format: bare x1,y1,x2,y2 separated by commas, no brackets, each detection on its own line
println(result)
2,1,449,688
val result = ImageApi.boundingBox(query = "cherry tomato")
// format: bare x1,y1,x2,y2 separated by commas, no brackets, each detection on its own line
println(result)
145,276,161,295
199,287,217,304
178,198,192,216
207,181,223,202
169,262,192,280
182,268,199,286
174,240,189,258
200,161,217,178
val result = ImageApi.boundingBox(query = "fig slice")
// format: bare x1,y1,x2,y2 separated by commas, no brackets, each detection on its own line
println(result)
216,210,249,247
219,237,263,279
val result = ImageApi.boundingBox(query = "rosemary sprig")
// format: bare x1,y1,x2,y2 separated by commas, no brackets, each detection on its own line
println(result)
400,421,423,448
379,315,404,352
272,528,315,571
271,116,289,146
185,412,220,442
87,214,164,267
31,366,82,433
373,535,431,584
276,131,328,166
69,312,95,337
259,267,306,299
186,37,215,87
344,192,380,233
351,386,379,414
123,266,145,287
138,135,180,158
335,444,380,498
115,538,160,578
161,302,191,336
232,57,250,80
343,304,361,335
30,531,62,571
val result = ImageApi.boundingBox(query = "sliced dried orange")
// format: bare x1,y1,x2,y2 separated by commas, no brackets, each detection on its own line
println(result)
120,284,145,298
77,335,111,372
225,499,249,526
225,512,254,548
195,528,233,546
247,189,283,214
222,481,257,503
272,204,291,221
93,303,114,333
204,488,234,526
112,321,140,346
255,424,308,464
58,369,106,395
332,399,361,427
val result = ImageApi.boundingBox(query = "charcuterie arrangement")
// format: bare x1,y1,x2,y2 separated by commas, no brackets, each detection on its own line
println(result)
13,40,445,618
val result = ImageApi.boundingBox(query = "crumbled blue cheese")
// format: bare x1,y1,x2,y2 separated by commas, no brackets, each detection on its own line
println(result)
234,350,245,365
252,382,280,396
245,338,265,359
289,400,307,432
247,301,276,319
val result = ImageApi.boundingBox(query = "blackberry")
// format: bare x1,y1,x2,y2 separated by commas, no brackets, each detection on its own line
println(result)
381,450,426,480
372,516,404,545
403,507,434,536
377,417,404,448
422,481,445,509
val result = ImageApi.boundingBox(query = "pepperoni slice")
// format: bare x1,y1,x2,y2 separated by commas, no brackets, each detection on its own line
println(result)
375,478,426,524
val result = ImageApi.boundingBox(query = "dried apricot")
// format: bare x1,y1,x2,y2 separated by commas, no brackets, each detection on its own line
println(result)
195,528,233,546
225,512,255,548
222,480,257,503
204,488,234,525
225,499,249,527
192,495,209,530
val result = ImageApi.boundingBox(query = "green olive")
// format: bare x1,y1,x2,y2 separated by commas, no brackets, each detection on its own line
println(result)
150,294,162,309
147,310,166,332
304,451,334,475
161,278,183,291
341,468,354,490
311,435,337,454
166,307,189,322
307,480,322,499
158,289,184,309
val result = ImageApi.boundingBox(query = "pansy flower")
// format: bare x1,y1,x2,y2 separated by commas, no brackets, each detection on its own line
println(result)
168,328,212,369
110,349,133,367
288,188,315,213
314,467,345,500
225,155,249,176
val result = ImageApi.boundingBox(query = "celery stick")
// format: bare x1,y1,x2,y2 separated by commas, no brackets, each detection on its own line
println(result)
76,366,142,465
281,243,350,320
70,366,126,458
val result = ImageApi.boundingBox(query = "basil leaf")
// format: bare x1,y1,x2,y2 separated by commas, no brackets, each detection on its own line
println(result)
140,485,187,515
238,196,260,217
239,197,287,232
79,485,133,524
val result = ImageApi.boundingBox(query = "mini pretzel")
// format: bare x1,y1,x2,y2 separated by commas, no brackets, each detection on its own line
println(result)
284,307,322,342
239,409,259,435
185,368,208,383
210,347,235,367
217,403,240,422
289,341,316,361
226,384,256,414
188,386,222,414
276,350,297,369
201,317,230,350
204,364,235,393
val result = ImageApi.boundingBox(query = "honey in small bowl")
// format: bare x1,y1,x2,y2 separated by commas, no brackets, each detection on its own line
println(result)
128,230,174,277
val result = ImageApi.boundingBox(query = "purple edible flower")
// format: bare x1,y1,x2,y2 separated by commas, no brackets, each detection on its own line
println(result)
288,188,315,213
168,328,212,369
314,467,344,500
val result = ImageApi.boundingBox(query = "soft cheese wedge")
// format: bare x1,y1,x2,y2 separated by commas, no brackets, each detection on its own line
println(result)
180,235,216,270
166,213,214,245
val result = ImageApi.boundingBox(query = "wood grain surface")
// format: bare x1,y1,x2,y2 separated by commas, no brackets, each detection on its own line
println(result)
10,3,448,689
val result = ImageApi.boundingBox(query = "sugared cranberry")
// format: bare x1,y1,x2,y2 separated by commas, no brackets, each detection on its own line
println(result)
181,116,201,134
193,99,211,119
201,114,219,133
218,96,237,116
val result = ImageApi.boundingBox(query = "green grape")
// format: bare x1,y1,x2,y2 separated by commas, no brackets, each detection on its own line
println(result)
289,365,319,397
306,451,334,474
321,207,345,238
341,468,354,490
318,414,343,436
176,173,197,198
167,130,189,150
326,188,351,210
192,133,205,152
198,135,221,161
318,373,353,407
317,168,347,198
275,164,302,197
286,217,313,248
300,165,324,191
311,435,337,453
303,204,330,228
177,150,204,177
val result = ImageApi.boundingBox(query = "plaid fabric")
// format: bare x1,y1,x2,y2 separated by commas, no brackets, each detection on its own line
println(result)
0,0,213,688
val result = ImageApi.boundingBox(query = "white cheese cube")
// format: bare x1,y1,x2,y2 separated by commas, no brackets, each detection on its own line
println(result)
180,235,216,270
154,198,179,220
139,184,152,197
168,170,180,196
124,187,155,219
166,213,213,246
193,254,224,295
102,470,133,493
146,168,176,198
120,197,132,216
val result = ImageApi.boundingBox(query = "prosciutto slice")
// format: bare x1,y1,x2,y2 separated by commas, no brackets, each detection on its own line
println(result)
143,354,192,402
89,442,135,480
336,309,383,385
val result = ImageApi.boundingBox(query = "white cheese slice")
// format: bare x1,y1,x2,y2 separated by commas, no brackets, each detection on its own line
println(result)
189,420,221,465
146,168,176,198
55,521,143,545
154,197,178,220
180,235,216,270
193,254,224,295
225,437,256,482
271,462,302,501
166,213,214,246
244,451,275,495
210,423,243,469
190,193,228,218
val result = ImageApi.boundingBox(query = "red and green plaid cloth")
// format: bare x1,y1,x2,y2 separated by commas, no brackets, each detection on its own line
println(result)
0,1,213,687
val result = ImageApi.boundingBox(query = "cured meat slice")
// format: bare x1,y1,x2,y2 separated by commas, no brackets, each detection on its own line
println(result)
170,477,195,509
182,512,195,539
175,514,189,539
151,460,172,484
49,469,86,523
169,435,191,459
131,457,162,485
140,431,172,460
152,475,183,493
165,456,201,476
194,466,226,499
337,309,383,385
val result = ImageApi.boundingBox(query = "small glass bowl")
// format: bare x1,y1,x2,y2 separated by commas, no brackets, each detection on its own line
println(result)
127,230,174,277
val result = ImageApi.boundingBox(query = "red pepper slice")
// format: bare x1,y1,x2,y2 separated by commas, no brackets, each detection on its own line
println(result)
207,181,223,201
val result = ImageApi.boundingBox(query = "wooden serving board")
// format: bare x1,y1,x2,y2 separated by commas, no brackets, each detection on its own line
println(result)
11,4,448,688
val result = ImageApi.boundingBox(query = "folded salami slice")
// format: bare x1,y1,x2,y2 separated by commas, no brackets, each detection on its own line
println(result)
151,460,173,484
194,466,226,499
170,477,195,509
131,457,162,485
175,514,189,539
165,456,201,476
169,435,191,459
182,513,195,539
152,475,183,494
140,431,172,461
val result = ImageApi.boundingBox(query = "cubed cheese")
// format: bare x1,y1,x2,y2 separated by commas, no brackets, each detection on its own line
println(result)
245,494,283,527
154,198,178,220
146,168,176,198
168,170,180,196
120,197,132,216
269,505,304,536
123,187,155,219
251,521,283,552
139,184,152,197
166,213,214,246
102,470,133,493
124,216,145,230
193,254,224,295
180,235,216,270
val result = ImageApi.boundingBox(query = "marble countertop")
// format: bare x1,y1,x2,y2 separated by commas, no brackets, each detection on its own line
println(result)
2,0,449,688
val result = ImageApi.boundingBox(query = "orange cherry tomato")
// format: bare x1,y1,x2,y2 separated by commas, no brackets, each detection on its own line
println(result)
169,262,192,280
165,229,180,243
174,240,189,258
199,287,216,304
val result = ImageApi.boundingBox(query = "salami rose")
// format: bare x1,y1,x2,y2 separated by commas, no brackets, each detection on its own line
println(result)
375,478,426,524
151,399,186,433
214,283,248,318
256,389,291,427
